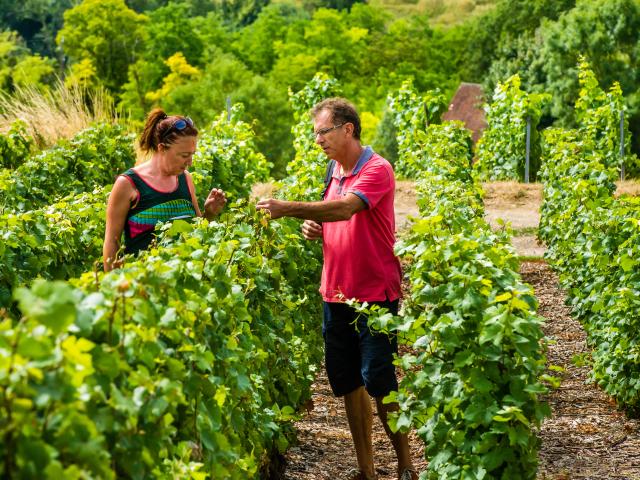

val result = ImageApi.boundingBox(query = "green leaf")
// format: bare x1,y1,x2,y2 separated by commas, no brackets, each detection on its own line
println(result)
14,280,77,334
454,350,476,368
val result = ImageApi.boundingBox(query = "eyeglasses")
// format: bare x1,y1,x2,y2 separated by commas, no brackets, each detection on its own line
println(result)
314,123,345,137
162,116,194,141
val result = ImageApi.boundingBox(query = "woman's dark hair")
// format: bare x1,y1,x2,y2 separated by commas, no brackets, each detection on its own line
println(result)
310,98,361,140
139,108,198,153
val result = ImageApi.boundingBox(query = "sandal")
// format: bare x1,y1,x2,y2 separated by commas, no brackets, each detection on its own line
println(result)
343,468,377,480
399,468,419,480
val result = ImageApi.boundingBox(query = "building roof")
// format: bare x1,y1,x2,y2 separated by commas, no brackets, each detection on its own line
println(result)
442,82,487,144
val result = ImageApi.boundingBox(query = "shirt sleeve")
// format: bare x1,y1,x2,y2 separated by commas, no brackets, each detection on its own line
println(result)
346,160,392,210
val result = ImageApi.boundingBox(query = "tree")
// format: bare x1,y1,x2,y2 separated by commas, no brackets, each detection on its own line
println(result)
119,6,223,120
57,0,148,92
12,54,55,88
0,0,75,58
125,0,170,12
0,30,54,92
355,13,462,106
269,8,369,90
64,58,98,89
477,0,640,157
192,0,269,26
146,52,201,104
153,50,295,176
536,0,640,123
462,0,576,81
232,3,308,75
300,0,365,11
144,3,205,67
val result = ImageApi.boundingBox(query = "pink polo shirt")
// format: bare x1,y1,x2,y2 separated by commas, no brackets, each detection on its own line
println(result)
320,147,402,303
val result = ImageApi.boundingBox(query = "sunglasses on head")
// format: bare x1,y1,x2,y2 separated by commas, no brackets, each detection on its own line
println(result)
161,116,195,141
171,117,194,130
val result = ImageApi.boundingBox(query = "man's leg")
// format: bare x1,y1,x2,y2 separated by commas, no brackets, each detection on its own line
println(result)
344,386,375,479
323,302,375,477
358,299,416,479
375,397,414,478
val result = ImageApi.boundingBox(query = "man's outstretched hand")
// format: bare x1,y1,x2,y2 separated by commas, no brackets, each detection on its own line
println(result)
256,198,288,220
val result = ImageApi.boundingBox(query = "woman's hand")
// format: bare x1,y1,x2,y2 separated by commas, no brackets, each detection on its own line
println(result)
301,219,322,240
204,188,226,219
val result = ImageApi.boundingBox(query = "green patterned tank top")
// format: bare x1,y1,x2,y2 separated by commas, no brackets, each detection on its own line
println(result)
121,168,196,255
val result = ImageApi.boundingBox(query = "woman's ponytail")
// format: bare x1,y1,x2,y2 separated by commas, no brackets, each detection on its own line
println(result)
139,108,167,153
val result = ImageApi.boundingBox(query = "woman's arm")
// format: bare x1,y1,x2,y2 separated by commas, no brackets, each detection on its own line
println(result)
103,176,137,272
184,171,203,217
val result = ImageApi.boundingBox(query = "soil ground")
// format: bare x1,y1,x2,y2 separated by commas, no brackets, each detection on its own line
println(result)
280,179,640,480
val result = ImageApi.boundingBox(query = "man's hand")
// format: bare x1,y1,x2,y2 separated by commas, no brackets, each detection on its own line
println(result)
301,219,322,240
256,198,289,219
204,188,226,219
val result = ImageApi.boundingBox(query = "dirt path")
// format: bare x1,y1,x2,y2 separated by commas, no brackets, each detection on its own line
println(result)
282,363,428,479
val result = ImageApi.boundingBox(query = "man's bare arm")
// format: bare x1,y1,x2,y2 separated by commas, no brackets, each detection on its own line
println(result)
257,193,366,222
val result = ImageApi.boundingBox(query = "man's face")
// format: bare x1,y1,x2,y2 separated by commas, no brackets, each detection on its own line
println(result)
313,109,346,157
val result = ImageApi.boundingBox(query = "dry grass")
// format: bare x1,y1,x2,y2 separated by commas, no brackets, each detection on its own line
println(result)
251,182,277,200
482,181,543,206
418,0,496,25
357,0,496,23
615,179,640,197
481,180,640,203
0,81,118,148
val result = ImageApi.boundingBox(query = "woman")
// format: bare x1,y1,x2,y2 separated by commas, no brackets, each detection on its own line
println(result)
103,109,226,271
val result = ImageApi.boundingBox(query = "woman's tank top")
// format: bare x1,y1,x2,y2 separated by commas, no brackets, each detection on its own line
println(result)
121,168,196,255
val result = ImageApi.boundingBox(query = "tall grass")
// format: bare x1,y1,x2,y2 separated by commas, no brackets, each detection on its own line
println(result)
0,81,118,148
366,0,496,24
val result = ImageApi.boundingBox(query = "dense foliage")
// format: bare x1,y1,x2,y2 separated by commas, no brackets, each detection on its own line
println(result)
191,104,272,200
0,188,108,308
1,207,322,478
0,0,467,174
476,0,640,155
365,91,550,479
0,106,273,309
283,73,342,201
385,80,446,178
476,75,549,181
0,121,33,169
0,123,135,213
0,78,328,478
540,69,640,410
574,61,637,175
4,0,640,167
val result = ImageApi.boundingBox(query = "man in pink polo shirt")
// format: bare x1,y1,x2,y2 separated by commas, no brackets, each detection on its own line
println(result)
257,98,417,480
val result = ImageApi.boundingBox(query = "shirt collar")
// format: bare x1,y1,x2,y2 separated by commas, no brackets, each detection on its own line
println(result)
332,146,374,179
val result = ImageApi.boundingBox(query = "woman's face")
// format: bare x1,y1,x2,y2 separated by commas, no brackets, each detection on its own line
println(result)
160,135,197,175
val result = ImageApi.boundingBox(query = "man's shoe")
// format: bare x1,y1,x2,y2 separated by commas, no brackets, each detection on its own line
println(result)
399,467,419,480
343,468,377,480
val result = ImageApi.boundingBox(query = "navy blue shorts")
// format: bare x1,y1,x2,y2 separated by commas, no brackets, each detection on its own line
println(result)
322,299,399,398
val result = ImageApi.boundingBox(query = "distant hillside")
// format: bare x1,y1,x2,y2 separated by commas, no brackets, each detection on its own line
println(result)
367,0,497,25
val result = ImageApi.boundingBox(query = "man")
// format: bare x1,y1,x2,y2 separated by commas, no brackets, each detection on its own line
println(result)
257,98,418,480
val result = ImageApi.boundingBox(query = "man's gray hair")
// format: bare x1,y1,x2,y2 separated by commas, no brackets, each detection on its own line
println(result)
311,98,361,140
